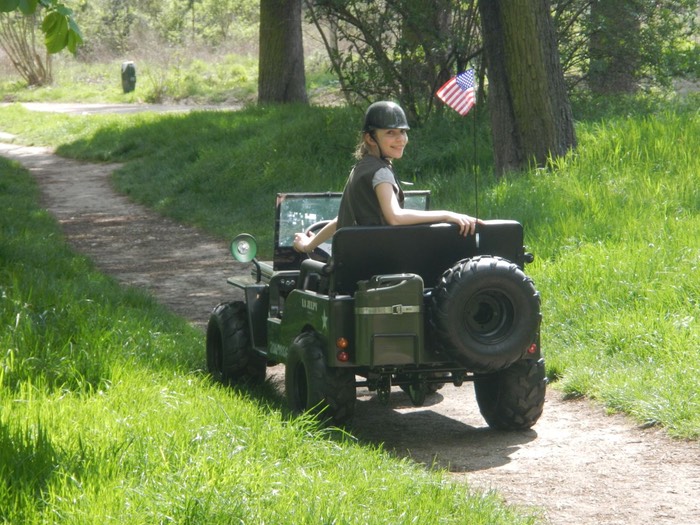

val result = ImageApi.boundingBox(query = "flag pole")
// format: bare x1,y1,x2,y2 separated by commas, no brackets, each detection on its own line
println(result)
472,102,478,221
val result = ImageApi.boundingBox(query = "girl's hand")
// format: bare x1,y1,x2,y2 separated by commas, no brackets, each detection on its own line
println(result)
448,213,483,236
293,231,315,253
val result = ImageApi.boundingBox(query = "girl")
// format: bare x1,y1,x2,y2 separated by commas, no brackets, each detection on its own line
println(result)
293,101,480,254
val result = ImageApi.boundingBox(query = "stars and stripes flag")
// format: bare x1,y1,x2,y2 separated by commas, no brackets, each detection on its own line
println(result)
436,69,477,116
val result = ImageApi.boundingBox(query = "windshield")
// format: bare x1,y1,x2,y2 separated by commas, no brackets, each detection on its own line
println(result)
273,191,430,270
276,193,341,251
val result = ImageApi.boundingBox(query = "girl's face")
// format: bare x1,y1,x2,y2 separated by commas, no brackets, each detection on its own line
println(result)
367,128,408,160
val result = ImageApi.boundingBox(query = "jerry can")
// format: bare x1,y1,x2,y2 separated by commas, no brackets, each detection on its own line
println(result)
354,274,424,366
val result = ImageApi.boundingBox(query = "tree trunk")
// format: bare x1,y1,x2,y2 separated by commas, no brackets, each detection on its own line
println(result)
479,0,576,176
0,12,53,86
588,0,641,94
258,0,308,104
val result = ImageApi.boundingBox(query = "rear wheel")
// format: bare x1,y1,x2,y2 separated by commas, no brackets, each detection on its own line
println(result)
206,301,266,385
474,358,546,430
285,332,356,426
431,256,540,372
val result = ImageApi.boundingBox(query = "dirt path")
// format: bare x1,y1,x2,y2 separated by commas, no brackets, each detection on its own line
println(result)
1,140,698,525
0,141,239,329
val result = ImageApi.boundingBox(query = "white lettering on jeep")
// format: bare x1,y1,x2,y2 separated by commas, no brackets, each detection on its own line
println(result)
301,298,318,312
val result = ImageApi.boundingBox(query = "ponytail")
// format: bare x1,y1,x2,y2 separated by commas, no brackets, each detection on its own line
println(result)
353,132,372,160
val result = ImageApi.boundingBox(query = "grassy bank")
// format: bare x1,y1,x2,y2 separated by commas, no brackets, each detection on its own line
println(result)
0,101,495,251
0,159,536,523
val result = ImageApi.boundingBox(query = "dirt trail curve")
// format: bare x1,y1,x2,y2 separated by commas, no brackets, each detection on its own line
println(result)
1,132,699,524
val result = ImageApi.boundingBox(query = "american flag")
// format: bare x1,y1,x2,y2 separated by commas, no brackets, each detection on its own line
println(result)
436,69,477,116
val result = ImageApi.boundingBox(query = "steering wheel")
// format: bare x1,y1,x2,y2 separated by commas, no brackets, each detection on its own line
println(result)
303,220,332,260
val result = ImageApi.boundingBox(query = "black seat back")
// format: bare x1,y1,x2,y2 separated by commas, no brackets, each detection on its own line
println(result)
329,220,525,295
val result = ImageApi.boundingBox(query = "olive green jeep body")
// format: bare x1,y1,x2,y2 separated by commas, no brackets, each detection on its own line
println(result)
206,192,546,429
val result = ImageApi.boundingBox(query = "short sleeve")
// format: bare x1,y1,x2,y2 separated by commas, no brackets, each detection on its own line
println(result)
372,167,395,188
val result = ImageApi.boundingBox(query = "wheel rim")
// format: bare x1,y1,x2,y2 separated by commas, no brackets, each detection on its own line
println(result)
463,289,515,344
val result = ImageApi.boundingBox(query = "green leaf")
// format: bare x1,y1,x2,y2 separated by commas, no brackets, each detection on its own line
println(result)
41,10,61,33
67,14,83,41
0,0,79,54
18,0,38,15
0,0,21,14
42,11,69,54
66,27,82,54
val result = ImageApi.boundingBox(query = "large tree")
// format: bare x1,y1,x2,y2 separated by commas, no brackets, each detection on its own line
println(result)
479,0,576,176
258,0,307,104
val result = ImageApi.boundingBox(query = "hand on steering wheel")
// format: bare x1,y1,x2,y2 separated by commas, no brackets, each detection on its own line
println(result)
296,220,331,260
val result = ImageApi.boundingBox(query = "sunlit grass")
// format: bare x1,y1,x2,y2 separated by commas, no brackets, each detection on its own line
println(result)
2,373,525,524
0,50,337,106
0,53,258,104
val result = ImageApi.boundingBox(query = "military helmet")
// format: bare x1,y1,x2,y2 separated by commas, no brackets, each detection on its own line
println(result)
362,101,410,132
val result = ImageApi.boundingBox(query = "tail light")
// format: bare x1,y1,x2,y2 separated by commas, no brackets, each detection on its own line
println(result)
336,337,350,362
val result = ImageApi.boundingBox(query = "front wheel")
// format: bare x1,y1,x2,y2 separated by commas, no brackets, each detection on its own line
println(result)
206,301,266,385
285,332,355,426
474,358,546,430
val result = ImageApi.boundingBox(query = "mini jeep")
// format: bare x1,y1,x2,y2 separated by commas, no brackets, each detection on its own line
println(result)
206,192,546,430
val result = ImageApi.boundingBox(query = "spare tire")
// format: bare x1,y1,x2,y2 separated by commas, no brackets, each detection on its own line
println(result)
430,256,540,372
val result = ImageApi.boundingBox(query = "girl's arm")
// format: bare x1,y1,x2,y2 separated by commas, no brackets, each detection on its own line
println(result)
293,217,338,253
375,183,481,236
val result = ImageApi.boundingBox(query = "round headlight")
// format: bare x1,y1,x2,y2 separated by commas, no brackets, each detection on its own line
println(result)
230,233,257,263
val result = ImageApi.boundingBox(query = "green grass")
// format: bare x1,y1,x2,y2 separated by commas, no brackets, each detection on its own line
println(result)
0,159,537,524
0,53,258,105
0,102,494,250
1,61,698,522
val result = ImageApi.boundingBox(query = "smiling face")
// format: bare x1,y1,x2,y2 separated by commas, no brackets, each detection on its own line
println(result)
366,128,409,160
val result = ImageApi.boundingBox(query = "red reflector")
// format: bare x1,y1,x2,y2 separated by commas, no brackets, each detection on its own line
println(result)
527,343,538,354
336,351,350,362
